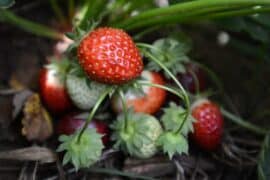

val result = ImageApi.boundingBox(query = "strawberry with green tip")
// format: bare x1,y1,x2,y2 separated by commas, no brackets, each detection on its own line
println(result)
111,70,167,114
66,72,108,110
77,27,143,84
39,59,72,114
191,99,224,151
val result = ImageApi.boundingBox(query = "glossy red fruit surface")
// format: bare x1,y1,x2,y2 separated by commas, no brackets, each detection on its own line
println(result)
39,68,72,114
112,71,167,114
77,27,143,84
57,114,110,145
191,99,224,151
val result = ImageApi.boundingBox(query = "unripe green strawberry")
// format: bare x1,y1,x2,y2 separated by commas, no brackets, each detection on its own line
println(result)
66,73,108,110
111,111,163,158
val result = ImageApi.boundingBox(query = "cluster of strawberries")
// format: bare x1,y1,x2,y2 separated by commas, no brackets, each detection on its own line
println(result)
39,27,224,169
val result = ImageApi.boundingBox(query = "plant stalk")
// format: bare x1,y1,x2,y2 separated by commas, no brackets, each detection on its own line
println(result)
221,108,269,135
0,10,62,39
119,89,129,132
78,87,114,141
137,44,190,134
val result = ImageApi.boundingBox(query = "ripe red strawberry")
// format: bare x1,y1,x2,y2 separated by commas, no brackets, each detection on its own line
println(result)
191,99,223,151
39,60,72,114
178,63,207,93
112,70,167,114
57,113,110,145
77,27,143,84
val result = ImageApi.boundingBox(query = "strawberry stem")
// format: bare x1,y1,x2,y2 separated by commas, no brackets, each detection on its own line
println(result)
78,87,114,142
138,80,184,100
137,43,190,134
221,108,269,135
118,89,129,132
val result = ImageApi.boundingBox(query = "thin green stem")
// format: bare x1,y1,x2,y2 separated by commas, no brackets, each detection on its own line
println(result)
221,108,269,135
199,6,270,20
49,0,67,25
137,43,190,134
117,5,242,29
0,10,62,39
119,89,129,132
138,80,184,100
78,87,114,141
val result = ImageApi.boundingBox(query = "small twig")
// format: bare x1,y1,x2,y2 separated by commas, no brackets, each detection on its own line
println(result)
55,155,66,180
191,157,199,180
18,162,28,180
32,161,38,180
173,159,185,180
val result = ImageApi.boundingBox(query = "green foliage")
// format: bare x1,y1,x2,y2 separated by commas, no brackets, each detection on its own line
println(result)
258,134,270,180
218,16,270,43
0,0,14,9
157,132,188,159
111,111,163,158
57,128,104,170
146,38,190,77
161,102,195,135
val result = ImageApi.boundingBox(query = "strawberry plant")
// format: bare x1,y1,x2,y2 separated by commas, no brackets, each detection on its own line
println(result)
1,0,270,179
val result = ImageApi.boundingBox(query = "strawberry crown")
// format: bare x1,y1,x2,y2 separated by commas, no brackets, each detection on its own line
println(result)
161,102,195,136
157,132,188,159
57,128,104,170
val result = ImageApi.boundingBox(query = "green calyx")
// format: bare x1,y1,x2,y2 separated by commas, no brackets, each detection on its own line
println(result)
146,38,190,77
65,21,99,53
57,128,104,170
45,58,71,83
111,111,163,159
157,131,188,159
161,102,195,135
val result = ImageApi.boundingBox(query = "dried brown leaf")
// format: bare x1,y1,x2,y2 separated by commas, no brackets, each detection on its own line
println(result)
21,93,53,141
12,89,33,119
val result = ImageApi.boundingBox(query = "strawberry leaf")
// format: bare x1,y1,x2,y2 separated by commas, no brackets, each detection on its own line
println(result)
57,128,104,170
157,131,188,159
258,134,270,180
146,38,190,77
161,102,195,135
